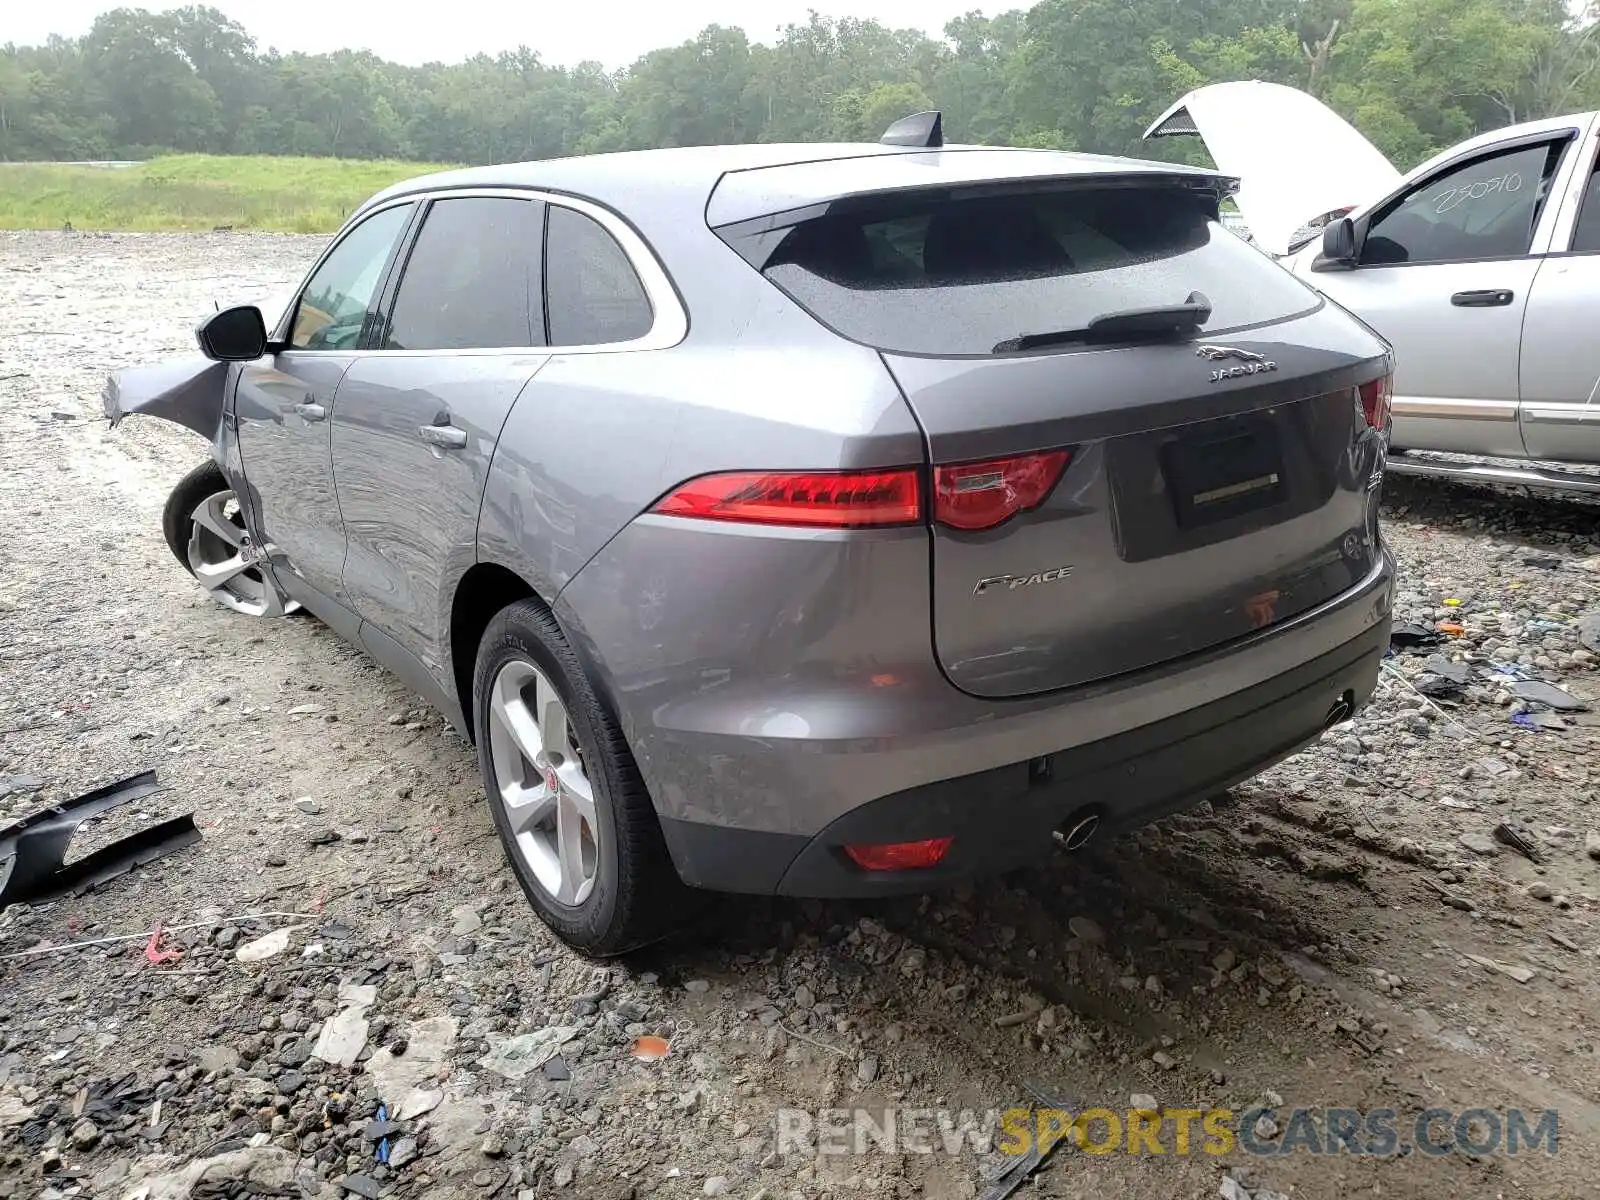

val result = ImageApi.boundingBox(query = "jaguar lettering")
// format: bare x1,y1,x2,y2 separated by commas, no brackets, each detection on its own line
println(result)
1197,344,1279,383
1209,361,1279,382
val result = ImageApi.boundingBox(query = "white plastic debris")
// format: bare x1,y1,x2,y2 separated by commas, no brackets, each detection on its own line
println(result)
234,926,299,962
479,1025,579,1079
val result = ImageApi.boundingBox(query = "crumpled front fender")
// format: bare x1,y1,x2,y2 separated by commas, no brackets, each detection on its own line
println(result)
102,358,229,440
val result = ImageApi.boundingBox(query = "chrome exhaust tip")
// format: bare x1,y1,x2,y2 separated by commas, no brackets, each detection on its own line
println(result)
1054,810,1102,852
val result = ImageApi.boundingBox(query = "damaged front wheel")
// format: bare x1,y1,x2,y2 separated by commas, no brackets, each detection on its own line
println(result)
162,460,295,617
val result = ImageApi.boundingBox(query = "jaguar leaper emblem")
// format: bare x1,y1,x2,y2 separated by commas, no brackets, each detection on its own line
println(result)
1197,344,1278,382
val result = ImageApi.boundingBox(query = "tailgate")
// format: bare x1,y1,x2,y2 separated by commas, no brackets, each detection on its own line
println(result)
715,167,1393,698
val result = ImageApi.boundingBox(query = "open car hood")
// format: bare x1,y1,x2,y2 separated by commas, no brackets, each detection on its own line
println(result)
1145,81,1402,256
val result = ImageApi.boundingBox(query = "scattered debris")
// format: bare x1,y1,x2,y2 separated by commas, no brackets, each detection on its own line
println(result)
1389,623,1442,650
1513,710,1569,732
479,1025,580,1079
1578,609,1600,653
118,1146,297,1199
0,774,45,799
313,989,374,1068
631,1034,672,1062
1423,878,1474,911
979,1081,1076,1200
143,924,181,965
1510,680,1589,711
0,771,199,910
1462,953,1537,984
1493,824,1542,863
235,926,299,962
1067,916,1106,944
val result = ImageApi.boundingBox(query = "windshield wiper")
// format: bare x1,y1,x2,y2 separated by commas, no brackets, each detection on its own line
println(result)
992,291,1212,353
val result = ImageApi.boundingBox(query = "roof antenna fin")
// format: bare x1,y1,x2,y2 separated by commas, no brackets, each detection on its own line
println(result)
879,110,943,148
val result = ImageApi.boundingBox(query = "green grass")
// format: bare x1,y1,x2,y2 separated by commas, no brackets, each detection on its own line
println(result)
0,154,460,233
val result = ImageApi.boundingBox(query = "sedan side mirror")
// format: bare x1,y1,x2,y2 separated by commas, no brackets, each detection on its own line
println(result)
196,305,268,362
1320,217,1358,266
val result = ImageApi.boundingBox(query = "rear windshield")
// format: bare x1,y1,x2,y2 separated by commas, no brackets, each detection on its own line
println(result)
738,185,1319,356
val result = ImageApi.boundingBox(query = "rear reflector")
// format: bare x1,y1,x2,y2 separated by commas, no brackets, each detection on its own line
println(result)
933,450,1071,531
842,837,954,871
652,469,921,528
1358,375,1392,429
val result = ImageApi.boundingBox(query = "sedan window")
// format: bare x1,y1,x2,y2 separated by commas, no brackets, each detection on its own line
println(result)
383,196,546,351
289,204,412,351
544,205,653,347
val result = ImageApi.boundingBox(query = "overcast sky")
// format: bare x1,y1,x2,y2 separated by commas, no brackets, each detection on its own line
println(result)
6,1,993,69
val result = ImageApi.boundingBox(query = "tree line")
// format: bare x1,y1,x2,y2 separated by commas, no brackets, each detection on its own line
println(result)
3,1,1598,172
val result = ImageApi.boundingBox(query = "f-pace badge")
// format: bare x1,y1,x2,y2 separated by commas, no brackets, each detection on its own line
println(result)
974,566,1073,596
1198,344,1278,383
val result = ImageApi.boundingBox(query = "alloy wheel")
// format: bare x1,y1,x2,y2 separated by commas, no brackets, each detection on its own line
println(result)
486,659,600,907
185,490,271,616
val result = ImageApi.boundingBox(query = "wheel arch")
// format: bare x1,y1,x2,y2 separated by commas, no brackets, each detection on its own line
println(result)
447,560,632,750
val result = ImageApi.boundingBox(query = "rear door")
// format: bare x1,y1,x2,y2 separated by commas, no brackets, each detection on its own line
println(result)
332,192,550,691
235,200,414,611
1519,117,1600,464
731,176,1391,698
1306,133,1575,456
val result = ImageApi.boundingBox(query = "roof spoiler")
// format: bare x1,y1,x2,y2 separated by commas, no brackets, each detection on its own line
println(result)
880,111,943,149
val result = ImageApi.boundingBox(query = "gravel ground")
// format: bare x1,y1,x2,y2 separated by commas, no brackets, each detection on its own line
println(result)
3,230,1600,1200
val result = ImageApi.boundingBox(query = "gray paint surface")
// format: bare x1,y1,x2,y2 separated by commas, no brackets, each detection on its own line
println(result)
105,137,1396,892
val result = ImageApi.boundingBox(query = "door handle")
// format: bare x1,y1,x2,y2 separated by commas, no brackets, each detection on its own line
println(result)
1451,289,1514,307
293,400,326,422
418,422,467,450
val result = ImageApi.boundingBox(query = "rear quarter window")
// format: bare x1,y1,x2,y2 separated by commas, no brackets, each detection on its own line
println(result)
736,185,1320,356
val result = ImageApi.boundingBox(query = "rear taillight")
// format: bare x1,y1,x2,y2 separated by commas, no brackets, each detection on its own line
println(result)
1359,375,1392,429
651,468,921,528
933,450,1070,531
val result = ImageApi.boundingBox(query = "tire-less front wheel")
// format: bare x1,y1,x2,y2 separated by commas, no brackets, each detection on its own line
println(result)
473,599,686,956
161,460,294,617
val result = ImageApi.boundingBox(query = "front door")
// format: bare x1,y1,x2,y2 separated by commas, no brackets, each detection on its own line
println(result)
1520,125,1600,464
332,194,549,691
1308,136,1572,456
234,201,414,611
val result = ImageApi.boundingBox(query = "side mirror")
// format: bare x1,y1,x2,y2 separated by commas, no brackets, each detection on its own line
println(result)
196,305,268,362
1321,217,1358,265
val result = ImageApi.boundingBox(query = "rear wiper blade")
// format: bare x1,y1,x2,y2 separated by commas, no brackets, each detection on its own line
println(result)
993,291,1212,353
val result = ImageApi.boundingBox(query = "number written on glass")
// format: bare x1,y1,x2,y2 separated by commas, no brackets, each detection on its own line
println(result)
1433,172,1522,214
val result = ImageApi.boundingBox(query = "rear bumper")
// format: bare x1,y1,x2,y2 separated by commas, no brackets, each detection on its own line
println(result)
770,612,1382,895
556,505,1393,897
641,547,1392,897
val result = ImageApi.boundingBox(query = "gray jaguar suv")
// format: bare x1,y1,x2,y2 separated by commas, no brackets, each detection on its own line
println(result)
107,113,1396,954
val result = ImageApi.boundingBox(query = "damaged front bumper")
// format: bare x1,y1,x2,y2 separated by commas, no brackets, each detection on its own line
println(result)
102,358,230,439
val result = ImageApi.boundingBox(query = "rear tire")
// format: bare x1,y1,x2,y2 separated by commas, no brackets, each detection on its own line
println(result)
473,599,686,956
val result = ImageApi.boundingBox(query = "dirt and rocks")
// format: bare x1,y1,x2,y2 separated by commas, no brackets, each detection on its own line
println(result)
3,229,1600,1199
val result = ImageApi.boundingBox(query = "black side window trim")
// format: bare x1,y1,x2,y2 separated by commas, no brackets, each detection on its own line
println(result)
540,202,554,346
1567,134,1600,254
1356,131,1576,269
361,201,428,351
